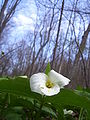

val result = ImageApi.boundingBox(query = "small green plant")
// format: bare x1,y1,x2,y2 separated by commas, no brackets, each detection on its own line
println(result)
0,63,90,120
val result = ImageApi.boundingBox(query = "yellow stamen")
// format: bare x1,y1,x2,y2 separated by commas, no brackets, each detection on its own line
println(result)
46,79,54,88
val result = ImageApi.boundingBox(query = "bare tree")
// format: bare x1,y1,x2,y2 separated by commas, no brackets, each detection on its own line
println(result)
51,0,64,68
0,0,21,39
0,0,90,88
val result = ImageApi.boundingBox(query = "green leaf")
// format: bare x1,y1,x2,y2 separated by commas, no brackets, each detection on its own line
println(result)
65,114,75,120
79,108,88,120
56,105,65,120
42,106,57,118
8,94,34,109
33,102,57,118
0,77,42,101
45,62,51,75
5,113,22,120
45,89,90,120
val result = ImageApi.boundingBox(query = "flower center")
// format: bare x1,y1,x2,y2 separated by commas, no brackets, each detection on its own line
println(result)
46,79,54,88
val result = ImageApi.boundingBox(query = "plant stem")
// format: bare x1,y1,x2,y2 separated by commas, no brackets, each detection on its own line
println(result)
79,108,83,120
35,95,45,119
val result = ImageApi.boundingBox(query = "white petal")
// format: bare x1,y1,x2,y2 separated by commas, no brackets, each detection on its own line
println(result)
30,73,47,95
40,84,60,96
19,76,27,78
48,70,70,87
63,109,73,115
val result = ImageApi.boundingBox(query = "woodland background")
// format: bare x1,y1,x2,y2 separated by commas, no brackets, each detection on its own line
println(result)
0,0,90,89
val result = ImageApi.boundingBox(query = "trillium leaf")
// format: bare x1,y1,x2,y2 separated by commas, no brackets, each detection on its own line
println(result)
0,77,42,101
45,62,51,75
45,89,90,120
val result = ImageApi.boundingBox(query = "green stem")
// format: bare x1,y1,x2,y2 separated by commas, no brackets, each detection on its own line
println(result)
35,95,45,119
79,108,83,120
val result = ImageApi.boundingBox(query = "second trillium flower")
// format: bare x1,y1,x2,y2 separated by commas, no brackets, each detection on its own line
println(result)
30,70,70,96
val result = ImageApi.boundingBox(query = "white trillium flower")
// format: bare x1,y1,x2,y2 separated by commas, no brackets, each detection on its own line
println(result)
30,70,70,96
63,109,73,115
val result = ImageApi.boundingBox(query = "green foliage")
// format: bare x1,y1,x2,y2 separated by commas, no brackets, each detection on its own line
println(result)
79,108,88,120
0,76,90,120
45,62,51,75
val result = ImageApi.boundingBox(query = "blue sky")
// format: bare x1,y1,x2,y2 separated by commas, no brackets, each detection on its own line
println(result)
9,0,37,42
1,0,89,47
0,0,89,59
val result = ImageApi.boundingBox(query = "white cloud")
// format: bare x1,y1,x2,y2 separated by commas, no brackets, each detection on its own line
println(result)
12,0,37,31
31,14,37,20
13,14,35,26
9,0,37,43
12,13,36,38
